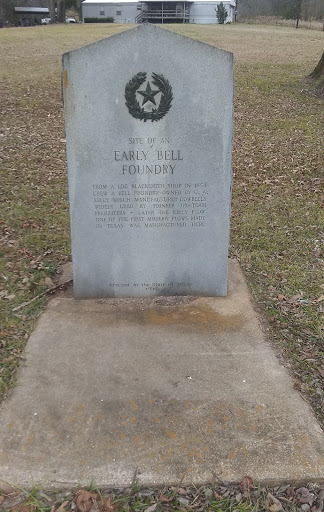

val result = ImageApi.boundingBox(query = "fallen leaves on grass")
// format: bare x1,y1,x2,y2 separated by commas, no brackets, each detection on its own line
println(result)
4,481,324,512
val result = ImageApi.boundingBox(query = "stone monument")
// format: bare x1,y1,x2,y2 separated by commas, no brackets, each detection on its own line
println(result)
62,25,233,298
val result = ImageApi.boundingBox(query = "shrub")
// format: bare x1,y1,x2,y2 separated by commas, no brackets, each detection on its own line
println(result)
215,2,228,24
84,17,114,23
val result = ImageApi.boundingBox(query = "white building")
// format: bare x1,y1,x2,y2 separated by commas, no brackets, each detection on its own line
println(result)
82,0,236,24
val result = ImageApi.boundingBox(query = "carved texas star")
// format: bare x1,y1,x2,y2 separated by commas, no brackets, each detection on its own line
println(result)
137,81,160,106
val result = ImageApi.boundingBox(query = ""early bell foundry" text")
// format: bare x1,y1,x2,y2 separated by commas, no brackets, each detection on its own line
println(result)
114,149,183,175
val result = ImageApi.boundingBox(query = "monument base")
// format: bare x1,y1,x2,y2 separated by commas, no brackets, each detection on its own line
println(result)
0,260,323,489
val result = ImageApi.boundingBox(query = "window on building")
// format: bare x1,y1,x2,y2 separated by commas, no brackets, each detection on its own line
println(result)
116,9,121,15
99,9,105,14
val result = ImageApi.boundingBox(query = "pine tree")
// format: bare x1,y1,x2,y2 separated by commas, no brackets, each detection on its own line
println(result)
216,2,228,23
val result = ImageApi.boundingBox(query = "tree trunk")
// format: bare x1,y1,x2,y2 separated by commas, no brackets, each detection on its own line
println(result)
308,52,324,95
317,79,324,93
57,0,66,22
48,0,56,22
77,0,82,21
295,0,302,28
308,52,324,80
1,0,16,25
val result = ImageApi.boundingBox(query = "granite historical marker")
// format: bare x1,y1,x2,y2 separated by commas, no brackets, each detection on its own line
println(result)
62,25,233,299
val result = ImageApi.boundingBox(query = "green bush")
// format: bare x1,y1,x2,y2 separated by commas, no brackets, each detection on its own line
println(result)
215,2,228,23
84,17,114,23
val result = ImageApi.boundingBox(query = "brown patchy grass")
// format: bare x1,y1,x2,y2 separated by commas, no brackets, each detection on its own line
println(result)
0,24,323,429
1,480,324,512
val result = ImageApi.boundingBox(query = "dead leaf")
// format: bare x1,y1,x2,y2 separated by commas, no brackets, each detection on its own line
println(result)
144,504,157,512
277,294,286,301
290,293,302,301
267,493,282,512
89,502,99,512
177,488,187,496
55,500,69,512
0,356,15,364
10,506,32,512
0,291,15,300
239,476,253,495
317,295,324,303
45,277,54,288
0,496,4,504
75,490,98,512
270,504,282,512
277,497,292,504
100,498,114,512
0,493,27,510
158,495,172,503
317,368,324,379
296,488,315,505
178,497,190,507
313,489,324,512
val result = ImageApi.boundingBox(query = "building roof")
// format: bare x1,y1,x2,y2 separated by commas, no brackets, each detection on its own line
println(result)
15,6,49,12
82,0,234,3
82,0,138,3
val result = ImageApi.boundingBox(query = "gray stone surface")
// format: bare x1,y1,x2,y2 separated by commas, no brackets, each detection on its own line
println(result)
0,260,323,490
62,25,233,299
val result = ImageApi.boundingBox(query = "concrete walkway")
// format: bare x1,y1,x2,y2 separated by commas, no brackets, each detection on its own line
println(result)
0,260,323,490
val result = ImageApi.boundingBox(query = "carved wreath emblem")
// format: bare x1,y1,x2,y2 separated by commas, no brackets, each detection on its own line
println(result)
125,72,173,122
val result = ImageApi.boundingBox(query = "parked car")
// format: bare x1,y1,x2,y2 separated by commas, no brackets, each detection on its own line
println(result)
41,17,76,24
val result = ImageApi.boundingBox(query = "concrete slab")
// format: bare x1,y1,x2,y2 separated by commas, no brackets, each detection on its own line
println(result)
0,260,323,490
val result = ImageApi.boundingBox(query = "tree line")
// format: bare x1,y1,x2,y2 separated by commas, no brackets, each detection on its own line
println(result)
237,0,323,25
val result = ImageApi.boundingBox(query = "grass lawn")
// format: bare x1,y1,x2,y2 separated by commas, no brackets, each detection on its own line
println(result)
0,21,323,492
